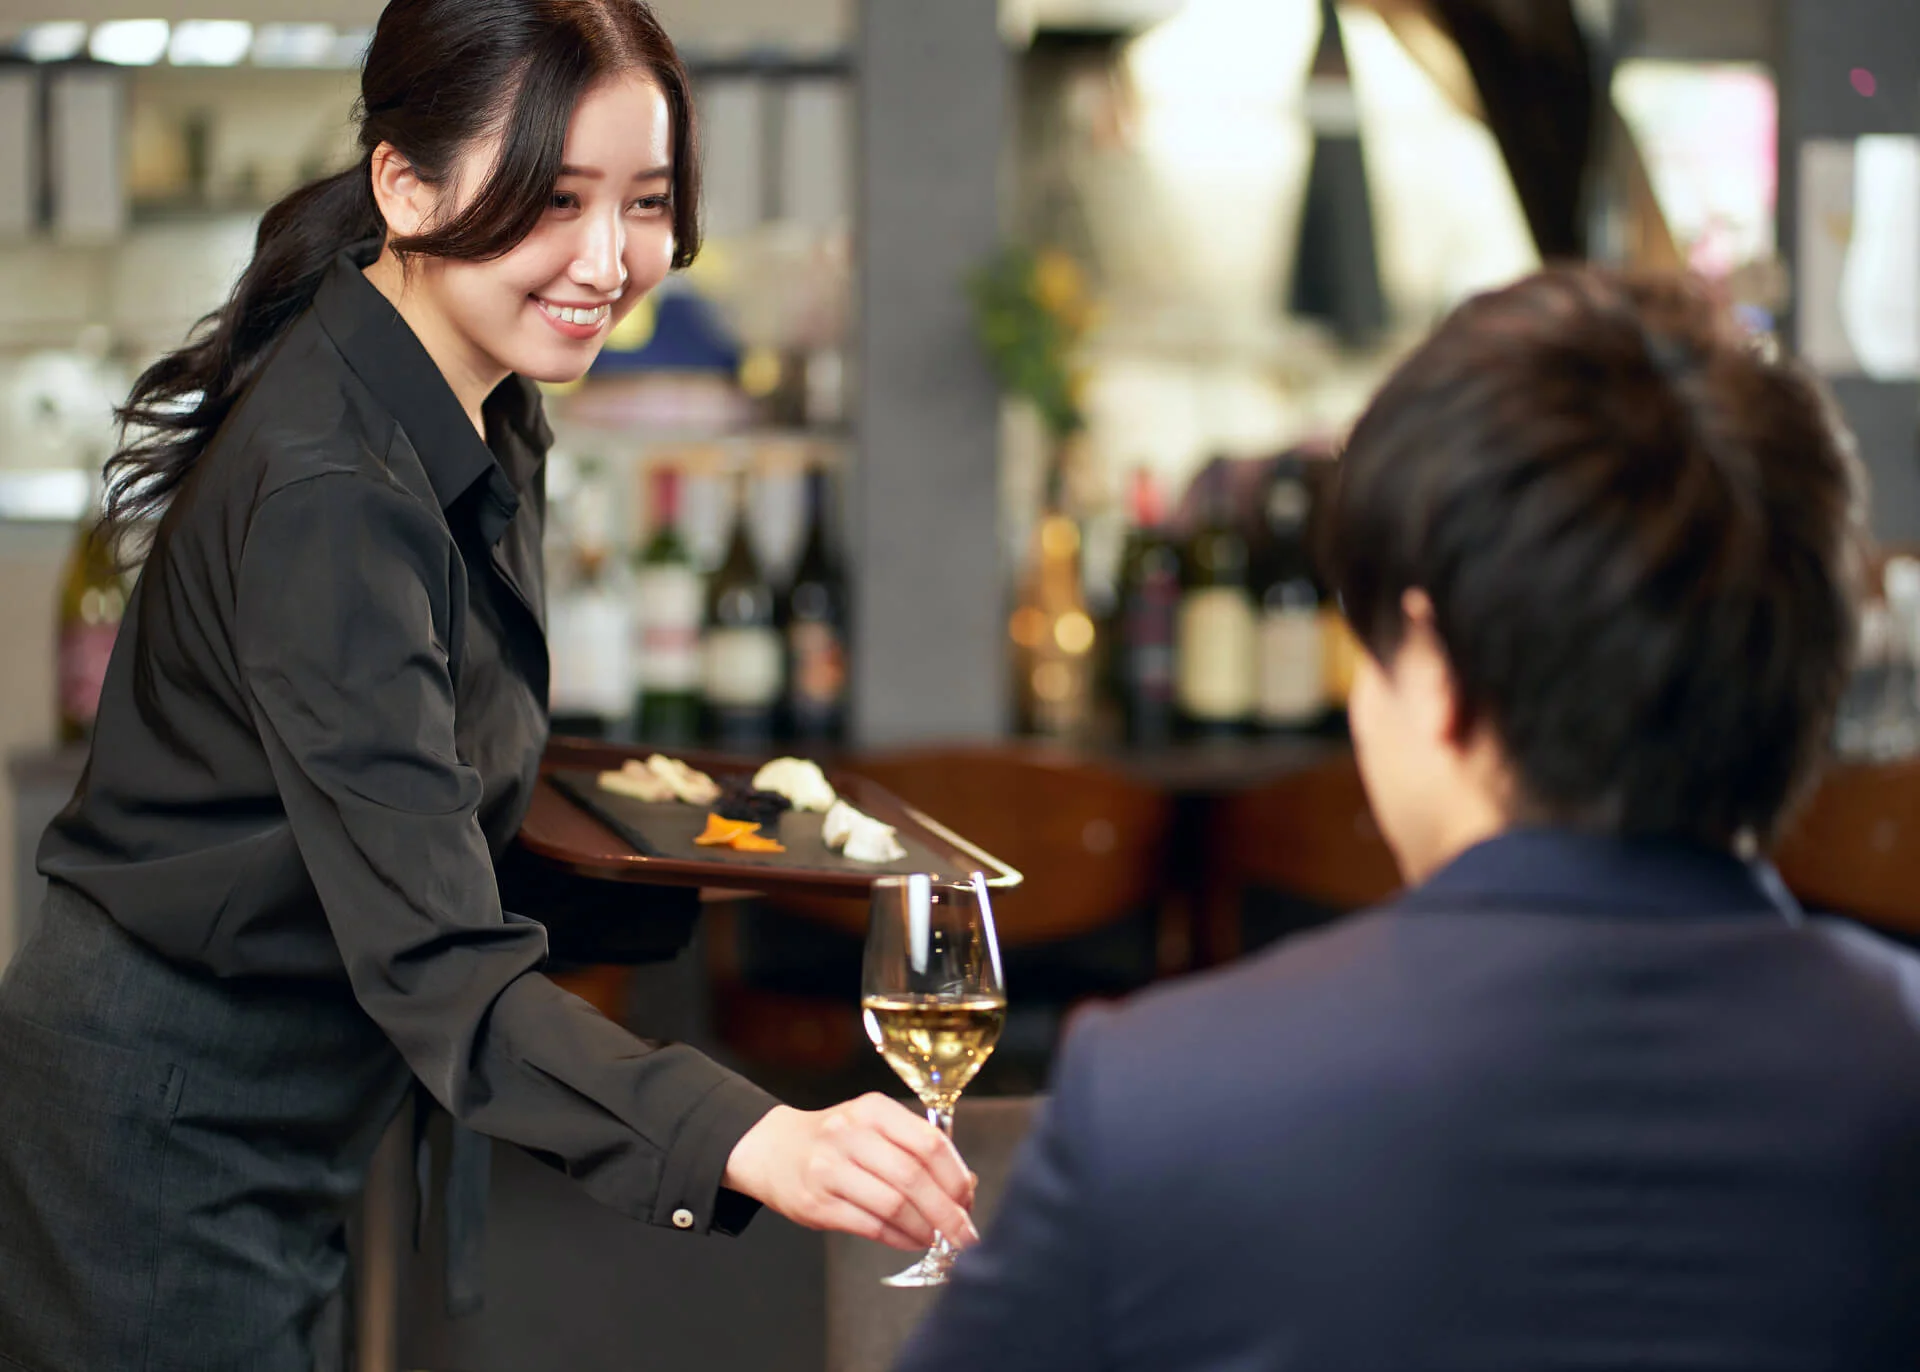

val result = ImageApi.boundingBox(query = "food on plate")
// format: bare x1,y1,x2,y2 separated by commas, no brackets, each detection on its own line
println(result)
695,813,762,847
596,761,676,803
843,824,907,864
751,757,838,813
821,799,860,850
645,754,719,806
714,777,794,827
694,812,787,854
822,799,908,865
593,755,719,806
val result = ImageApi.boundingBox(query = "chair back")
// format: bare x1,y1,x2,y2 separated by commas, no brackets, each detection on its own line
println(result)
1773,759,1920,934
790,746,1174,948
1201,751,1402,963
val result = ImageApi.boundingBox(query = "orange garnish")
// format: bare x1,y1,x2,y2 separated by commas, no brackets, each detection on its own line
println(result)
695,814,760,847
730,832,786,854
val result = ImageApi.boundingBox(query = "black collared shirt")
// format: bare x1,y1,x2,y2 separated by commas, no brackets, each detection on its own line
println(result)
39,242,774,1235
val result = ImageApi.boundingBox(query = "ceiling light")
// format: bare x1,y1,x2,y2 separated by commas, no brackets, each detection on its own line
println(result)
18,21,88,62
169,19,251,66
89,19,170,66
250,22,335,67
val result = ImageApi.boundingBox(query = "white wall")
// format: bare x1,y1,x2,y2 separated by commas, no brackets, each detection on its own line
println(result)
0,0,850,50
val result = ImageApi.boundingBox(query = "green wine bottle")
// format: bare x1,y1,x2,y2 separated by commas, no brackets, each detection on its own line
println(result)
631,466,703,746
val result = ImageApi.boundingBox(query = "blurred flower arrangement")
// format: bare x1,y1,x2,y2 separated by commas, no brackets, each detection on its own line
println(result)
967,245,1095,440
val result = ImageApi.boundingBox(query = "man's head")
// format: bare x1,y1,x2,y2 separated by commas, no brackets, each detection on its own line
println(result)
1330,268,1866,881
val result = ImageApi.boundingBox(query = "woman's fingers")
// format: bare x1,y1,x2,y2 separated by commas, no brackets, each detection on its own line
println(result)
853,1094,977,1216
821,1154,940,1248
841,1118,980,1247
721,1097,983,1250
814,1195,927,1253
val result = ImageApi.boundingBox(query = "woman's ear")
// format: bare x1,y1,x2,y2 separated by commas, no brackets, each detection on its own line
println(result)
368,141,431,239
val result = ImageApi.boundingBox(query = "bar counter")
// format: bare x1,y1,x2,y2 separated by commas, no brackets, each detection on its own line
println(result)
10,740,1918,962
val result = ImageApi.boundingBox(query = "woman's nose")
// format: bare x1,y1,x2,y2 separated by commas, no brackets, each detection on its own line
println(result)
569,212,628,296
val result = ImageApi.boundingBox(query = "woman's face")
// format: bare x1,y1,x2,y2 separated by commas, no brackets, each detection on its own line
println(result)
417,71,677,387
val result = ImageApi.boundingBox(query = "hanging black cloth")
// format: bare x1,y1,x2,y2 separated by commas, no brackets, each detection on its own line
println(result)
1288,0,1390,346
1426,0,1596,261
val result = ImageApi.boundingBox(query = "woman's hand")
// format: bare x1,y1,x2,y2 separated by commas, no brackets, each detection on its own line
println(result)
724,1095,980,1252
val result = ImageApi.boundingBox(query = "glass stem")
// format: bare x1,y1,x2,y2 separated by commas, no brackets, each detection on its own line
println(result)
927,1100,958,1261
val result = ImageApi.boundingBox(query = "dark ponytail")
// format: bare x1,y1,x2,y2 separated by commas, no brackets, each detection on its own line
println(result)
102,0,702,557
104,166,381,554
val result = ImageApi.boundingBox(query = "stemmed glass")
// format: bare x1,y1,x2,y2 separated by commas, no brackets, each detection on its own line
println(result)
860,872,1007,1288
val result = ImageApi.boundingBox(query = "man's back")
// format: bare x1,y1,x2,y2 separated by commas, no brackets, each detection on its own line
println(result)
898,832,1920,1371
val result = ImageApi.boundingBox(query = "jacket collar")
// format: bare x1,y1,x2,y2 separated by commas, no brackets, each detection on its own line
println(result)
311,239,539,546
1390,827,1803,924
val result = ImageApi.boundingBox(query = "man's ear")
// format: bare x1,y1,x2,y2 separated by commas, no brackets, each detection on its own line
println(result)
1398,588,1473,747
368,141,430,239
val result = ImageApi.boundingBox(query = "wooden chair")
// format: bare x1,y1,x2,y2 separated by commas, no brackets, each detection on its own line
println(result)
1774,758,1920,936
1199,750,1402,965
1199,751,1920,960
710,746,1176,1080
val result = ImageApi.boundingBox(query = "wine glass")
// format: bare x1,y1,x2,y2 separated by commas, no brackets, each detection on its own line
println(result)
860,872,1007,1288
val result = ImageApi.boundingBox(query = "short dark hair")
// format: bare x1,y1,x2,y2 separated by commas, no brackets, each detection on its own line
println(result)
1329,267,1866,847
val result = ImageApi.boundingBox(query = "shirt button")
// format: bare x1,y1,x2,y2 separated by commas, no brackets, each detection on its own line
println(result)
672,1208,695,1230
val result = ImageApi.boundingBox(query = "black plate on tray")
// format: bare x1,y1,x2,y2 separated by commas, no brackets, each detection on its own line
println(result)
547,768,961,880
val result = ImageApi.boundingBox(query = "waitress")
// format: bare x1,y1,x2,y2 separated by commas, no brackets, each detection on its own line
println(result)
0,2,975,1367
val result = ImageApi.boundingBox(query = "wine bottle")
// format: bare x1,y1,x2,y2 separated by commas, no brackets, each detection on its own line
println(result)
631,466,703,746
781,466,850,744
1175,462,1257,736
548,459,629,736
702,471,783,749
1010,509,1097,740
56,514,128,745
1117,467,1181,745
1256,458,1328,730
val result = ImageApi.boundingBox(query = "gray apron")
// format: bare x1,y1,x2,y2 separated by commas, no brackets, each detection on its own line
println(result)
0,881,414,1372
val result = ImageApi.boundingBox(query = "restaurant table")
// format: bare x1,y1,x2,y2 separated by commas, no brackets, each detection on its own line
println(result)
13,735,1920,956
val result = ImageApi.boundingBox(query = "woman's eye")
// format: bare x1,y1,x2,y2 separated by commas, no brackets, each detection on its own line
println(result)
550,192,580,212
630,195,671,215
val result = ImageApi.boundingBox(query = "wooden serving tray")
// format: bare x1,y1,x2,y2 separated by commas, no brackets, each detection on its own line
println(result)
517,737,1023,900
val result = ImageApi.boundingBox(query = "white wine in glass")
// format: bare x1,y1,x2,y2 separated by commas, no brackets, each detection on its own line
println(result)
860,873,1006,1288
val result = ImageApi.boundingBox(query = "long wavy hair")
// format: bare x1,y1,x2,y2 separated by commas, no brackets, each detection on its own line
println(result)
102,0,700,558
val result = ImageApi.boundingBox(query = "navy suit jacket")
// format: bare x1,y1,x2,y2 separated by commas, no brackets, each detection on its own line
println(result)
896,829,1920,1372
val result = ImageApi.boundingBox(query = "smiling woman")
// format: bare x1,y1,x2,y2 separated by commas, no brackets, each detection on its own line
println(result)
102,0,703,546
361,71,681,428
1,3,977,1370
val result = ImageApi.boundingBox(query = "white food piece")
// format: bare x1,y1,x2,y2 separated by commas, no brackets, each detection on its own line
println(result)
752,757,838,812
644,754,719,806
597,766,674,802
822,799,906,864
822,799,862,850
842,822,908,865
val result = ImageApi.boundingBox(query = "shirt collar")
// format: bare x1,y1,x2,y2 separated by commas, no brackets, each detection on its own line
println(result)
311,239,536,545
1391,827,1803,924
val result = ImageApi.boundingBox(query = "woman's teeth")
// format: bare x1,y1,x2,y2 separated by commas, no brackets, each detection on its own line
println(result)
539,300,609,327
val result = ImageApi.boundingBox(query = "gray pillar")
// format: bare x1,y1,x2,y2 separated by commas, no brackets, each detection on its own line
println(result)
1778,0,1920,543
852,0,1009,746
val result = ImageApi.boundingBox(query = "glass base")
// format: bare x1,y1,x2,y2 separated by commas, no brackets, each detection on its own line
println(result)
881,1244,957,1288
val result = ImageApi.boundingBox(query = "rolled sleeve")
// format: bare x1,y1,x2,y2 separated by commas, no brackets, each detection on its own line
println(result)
234,469,775,1232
